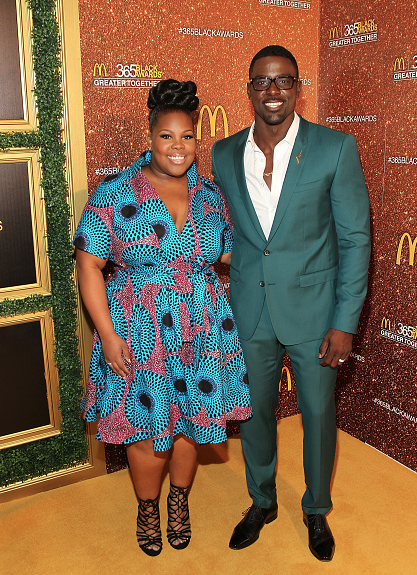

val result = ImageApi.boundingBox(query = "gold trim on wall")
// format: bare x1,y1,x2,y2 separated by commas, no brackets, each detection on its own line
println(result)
0,150,51,299
0,310,61,449
56,0,92,388
57,0,106,476
0,0,37,131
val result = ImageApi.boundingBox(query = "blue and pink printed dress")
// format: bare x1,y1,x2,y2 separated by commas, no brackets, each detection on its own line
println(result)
74,151,251,451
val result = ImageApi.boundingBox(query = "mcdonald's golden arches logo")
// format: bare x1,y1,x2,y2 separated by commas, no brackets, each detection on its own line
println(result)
396,233,417,266
381,317,391,330
196,105,229,141
329,26,339,39
393,57,405,71
279,366,292,392
93,63,108,77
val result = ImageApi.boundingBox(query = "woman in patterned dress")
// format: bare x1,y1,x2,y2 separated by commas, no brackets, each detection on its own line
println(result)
74,79,251,556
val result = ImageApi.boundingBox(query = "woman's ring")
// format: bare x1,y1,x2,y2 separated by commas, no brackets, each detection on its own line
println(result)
106,361,112,366
338,358,345,363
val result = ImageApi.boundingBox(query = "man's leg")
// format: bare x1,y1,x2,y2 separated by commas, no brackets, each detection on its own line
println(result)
239,301,285,509
285,338,337,514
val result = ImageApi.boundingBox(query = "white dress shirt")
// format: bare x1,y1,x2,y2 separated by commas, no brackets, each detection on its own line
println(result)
244,112,300,239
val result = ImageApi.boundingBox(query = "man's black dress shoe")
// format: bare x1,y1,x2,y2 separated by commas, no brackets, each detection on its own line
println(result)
303,512,335,561
229,502,278,550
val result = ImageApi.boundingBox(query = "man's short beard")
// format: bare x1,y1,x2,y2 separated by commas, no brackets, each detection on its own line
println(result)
262,114,285,126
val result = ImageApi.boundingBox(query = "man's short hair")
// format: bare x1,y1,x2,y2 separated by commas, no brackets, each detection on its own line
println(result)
249,45,299,78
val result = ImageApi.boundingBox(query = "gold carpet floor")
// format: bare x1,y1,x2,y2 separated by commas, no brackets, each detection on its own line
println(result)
1,414,416,575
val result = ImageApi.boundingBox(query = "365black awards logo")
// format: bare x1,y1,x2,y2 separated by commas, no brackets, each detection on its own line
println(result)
328,19,377,49
93,62,162,89
380,316,417,350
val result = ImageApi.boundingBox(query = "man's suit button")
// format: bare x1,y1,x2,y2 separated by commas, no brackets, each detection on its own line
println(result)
263,249,270,256
259,281,265,287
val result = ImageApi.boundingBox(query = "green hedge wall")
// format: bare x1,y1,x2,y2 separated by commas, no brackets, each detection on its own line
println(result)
0,0,88,487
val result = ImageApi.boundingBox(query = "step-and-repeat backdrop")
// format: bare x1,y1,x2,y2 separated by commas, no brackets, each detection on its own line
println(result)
319,1,416,471
77,0,416,472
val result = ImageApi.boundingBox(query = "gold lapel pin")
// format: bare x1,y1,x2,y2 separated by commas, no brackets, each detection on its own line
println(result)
296,150,302,165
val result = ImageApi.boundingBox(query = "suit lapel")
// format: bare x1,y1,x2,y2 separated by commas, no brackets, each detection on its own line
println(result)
233,129,267,241
268,116,310,242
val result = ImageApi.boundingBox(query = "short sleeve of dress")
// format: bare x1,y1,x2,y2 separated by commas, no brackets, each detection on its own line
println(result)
73,180,116,260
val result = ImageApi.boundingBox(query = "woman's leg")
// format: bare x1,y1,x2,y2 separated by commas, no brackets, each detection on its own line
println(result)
168,434,198,486
126,438,168,499
126,439,169,555
167,434,198,549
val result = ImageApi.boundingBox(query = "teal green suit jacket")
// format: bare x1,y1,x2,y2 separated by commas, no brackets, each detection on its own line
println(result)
212,116,371,345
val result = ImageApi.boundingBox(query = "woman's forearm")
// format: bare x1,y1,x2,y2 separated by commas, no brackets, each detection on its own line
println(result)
76,250,115,339
76,249,130,377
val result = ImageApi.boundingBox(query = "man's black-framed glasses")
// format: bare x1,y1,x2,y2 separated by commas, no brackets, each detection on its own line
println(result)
250,75,298,91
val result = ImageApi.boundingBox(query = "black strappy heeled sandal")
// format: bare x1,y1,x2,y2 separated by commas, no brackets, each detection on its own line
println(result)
166,483,191,550
136,497,163,556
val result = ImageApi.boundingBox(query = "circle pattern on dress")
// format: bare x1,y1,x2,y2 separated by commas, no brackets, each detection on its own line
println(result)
73,231,89,250
136,391,156,413
197,376,217,397
174,378,187,394
221,314,236,333
151,219,170,240
118,201,141,220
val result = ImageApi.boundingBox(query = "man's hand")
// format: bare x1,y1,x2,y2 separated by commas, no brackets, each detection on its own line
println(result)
318,328,353,368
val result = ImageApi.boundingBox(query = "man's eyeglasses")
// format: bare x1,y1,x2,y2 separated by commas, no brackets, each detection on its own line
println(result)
249,75,298,91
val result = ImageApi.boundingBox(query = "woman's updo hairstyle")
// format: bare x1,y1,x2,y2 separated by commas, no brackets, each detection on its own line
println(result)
147,79,199,131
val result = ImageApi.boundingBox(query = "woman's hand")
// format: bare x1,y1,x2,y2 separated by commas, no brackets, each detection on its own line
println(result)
218,251,231,265
101,332,131,378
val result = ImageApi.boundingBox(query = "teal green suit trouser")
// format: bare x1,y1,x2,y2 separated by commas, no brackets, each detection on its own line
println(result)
239,299,337,514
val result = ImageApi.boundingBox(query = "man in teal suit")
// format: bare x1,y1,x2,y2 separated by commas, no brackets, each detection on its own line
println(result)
212,45,371,561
